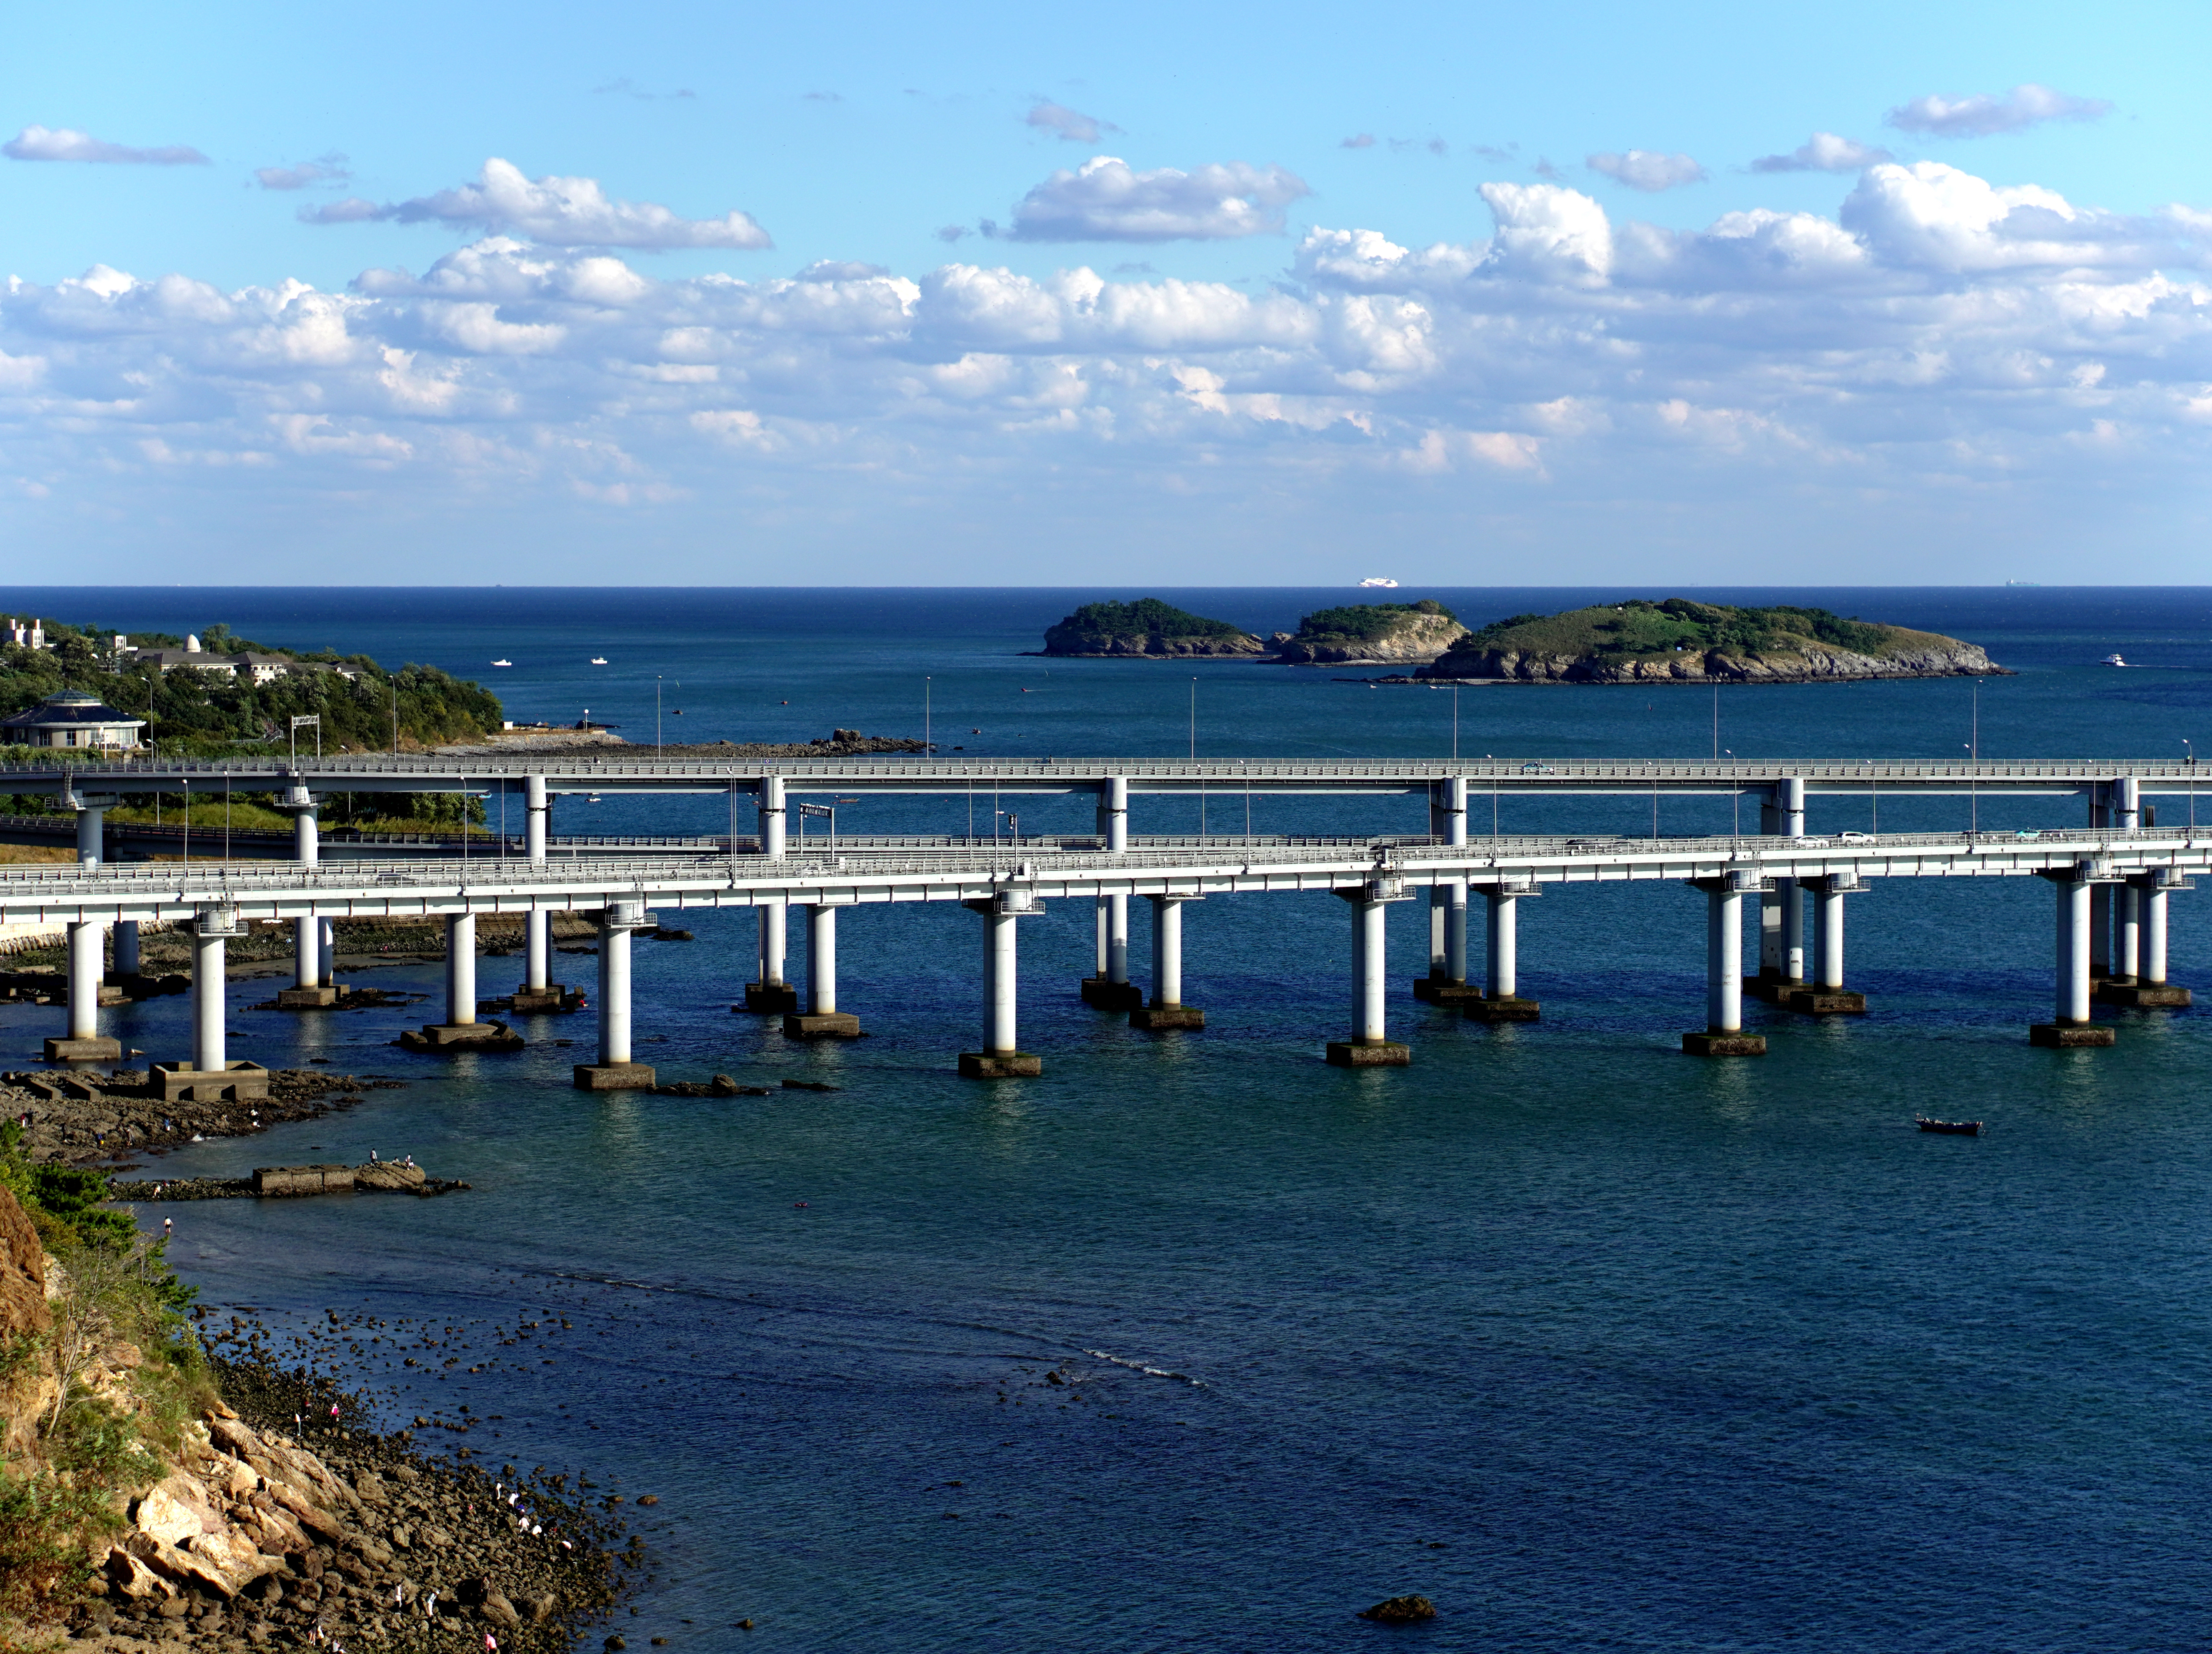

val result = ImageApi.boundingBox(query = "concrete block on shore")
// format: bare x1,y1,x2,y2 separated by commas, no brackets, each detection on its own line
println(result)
398,1022,525,1054
1464,996,1540,1023
43,1035,123,1061
276,986,340,1009
507,985,573,1014
1412,977,1484,1006
253,1164,357,1197
782,1011,862,1039
1782,988,1867,1015
574,1062,657,1091
2094,982,2191,1008
959,1050,1043,1079
1325,1039,1411,1067
2029,1021,2116,1047
737,981,800,1014
1079,977,1145,1011
1682,1031,1767,1056
151,1060,270,1102
1130,1005,1204,1029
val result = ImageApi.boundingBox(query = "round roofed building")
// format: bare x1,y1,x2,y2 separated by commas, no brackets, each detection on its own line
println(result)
1,689,147,750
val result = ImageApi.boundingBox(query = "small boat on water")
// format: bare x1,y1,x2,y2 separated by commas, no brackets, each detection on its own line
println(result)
1915,1116,1982,1136
590,656,608,665
1359,576,1400,588
2101,653,2128,667
491,658,513,666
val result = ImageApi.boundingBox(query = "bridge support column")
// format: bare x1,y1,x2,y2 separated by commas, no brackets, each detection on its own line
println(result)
1132,895,1203,1029
1415,780,1479,1005
513,774,568,1012
318,919,335,989
1329,884,1410,1066
2099,871,2194,1007
1685,878,1765,1055
785,904,861,1037
1466,882,1540,1022
151,908,266,1101
45,921,120,1061
961,892,1042,1077
1083,777,1141,1009
1783,876,1867,1014
2033,867,2116,1045
1753,779,1806,1002
740,776,799,1013
401,913,521,1051
577,902,656,1088
112,922,140,980
276,789,338,1008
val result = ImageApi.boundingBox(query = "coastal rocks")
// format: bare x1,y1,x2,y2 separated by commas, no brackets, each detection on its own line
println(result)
1040,599,1268,658
653,1076,770,1097
1413,599,2008,685
1,1069,407,1167
1358,1595,1438,1624
0,1174,49,1338
1271,600,1466,666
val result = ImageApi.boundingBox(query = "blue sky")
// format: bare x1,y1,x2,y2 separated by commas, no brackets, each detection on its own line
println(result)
4,0,2207,584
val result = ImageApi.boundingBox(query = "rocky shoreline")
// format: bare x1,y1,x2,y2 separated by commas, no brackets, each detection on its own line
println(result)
64,1350,627,1651
2,1070,407,1168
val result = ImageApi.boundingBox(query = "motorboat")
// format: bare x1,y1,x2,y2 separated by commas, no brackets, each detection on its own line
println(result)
1359,577,1400,588
590,656,608,665
491,658,513,667
1915,1116,1982,1136
2101,653,2127,667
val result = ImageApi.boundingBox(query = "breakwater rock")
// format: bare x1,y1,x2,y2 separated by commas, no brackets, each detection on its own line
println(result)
2,1069,406,1166
1271,600,1466,665
1414,597,2007,684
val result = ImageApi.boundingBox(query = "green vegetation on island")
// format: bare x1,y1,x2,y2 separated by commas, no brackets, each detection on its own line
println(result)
1041,600,1264,657
1418,598,2005,683
1272,599,1468,665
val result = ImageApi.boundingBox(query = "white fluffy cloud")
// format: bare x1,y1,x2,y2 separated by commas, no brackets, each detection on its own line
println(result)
1003,156,1312,242
300,158,773,250
3,157,2208,567
4,125,208,165
1888,84,2113,138
1585,150,1706,191
1750,133,1893,173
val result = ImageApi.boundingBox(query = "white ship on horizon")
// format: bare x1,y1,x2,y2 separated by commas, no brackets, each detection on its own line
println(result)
1358,577,1399,588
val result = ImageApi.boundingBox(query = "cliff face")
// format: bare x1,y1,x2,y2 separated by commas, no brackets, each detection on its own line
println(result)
1273,607,1468,666
1422,637,2001,683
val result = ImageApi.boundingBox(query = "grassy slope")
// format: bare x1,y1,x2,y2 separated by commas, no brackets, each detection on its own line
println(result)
1453,600,1947,664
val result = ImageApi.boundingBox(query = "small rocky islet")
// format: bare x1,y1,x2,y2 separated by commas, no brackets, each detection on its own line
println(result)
1038,594,2003,682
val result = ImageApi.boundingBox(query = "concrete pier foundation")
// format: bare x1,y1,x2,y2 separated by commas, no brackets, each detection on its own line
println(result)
1083,779,1142,1008
1328,883,1410,1067
2032,867,2116,1046
1684,877,1766,1055
1464,881,1540,1022
2098,869,2194,1007
576,901,657,1089
785,903,862,1038
46,920,122,1060
1780,875,1866,1014
152,908,270,1099
1131,894,1204,1029
960,891,1042,1077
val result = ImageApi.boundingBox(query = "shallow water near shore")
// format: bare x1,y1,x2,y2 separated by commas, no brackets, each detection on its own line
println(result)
12,586,2212,1651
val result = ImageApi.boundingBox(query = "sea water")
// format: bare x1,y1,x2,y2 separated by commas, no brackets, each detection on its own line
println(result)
8,587,2212,1651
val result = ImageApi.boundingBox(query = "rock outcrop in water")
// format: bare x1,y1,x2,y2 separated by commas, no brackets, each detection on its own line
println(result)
1414,598,2006,683
1271,600,1467,665
1040,600,1267,658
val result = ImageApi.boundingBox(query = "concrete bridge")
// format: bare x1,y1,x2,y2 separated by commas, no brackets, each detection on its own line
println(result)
5,754,2198,1090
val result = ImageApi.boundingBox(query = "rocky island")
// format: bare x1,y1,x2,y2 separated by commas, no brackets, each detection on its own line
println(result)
1039,600,1267,658
1412,599,2007,684
1270,599,1467,666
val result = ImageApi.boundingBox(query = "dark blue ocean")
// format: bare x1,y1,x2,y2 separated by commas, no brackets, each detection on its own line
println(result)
10,587,2212,1652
